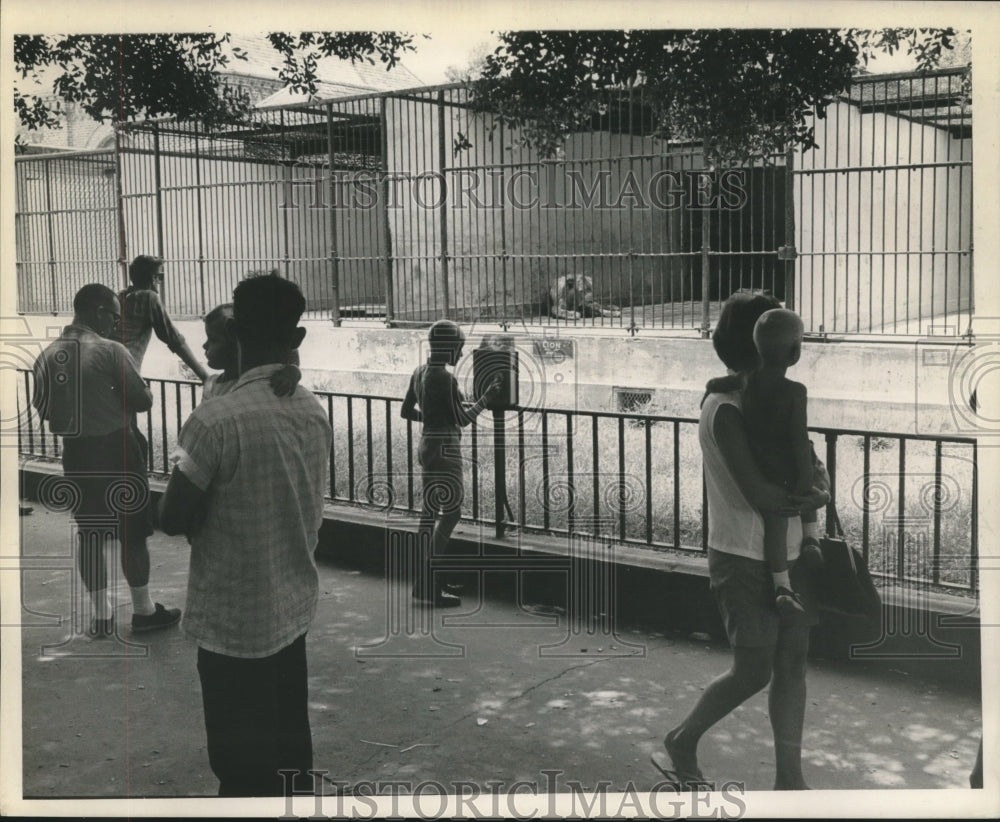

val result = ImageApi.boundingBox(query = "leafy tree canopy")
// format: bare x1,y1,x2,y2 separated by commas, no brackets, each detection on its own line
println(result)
14,32,416,133
465,28,965,163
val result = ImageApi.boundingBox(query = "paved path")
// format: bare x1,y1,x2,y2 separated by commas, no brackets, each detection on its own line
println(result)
15,506,981,800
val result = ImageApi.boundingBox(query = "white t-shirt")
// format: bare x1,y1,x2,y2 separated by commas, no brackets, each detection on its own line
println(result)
699,390,802,561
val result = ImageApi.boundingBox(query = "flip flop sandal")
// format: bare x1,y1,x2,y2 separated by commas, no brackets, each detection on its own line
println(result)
649,751,714,791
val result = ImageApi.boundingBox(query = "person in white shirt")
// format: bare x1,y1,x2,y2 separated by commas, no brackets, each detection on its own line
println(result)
652,292,828,792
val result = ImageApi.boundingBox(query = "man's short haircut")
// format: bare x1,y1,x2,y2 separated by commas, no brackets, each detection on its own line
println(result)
232,274,305,347
712,291,782,374
129,255,163,285
73,283,117,315
204,303,234,327
753,308,804,365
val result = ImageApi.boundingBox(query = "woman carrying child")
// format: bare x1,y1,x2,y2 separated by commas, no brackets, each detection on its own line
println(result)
653,292,829,791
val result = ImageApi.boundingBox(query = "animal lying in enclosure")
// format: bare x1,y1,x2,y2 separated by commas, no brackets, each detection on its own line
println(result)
549,275,622,320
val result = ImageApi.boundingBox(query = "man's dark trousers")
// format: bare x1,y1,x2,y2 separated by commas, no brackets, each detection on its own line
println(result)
197,633,314,797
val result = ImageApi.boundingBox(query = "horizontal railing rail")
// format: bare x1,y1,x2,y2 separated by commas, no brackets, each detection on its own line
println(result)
15,371,978,596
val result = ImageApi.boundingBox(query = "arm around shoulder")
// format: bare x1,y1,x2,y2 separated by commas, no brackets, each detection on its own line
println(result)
713,403,795,513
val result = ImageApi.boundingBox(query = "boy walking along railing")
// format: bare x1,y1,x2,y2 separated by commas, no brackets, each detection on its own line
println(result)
16,372,979,595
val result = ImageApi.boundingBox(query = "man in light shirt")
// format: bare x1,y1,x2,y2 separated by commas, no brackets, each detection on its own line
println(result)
159,274,332,797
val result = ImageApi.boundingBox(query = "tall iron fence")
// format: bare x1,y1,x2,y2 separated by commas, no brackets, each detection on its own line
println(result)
16,371,979,595
15,68,972,337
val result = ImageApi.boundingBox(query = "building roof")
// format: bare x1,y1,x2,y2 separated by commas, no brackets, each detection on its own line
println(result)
223,34,425,97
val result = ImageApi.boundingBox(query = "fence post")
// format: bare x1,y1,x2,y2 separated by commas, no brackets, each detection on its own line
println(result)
192,121,207,315
493,409,507,538
699,139,711,339
43,158,57,313
379,96,394,325
824,432,837,536
437,91,451,320
783,146,796,311
152,123,165,261
113,123,128,291
326,103,342,327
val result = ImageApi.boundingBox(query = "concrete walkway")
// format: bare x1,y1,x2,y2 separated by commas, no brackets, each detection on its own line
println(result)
15,506,982,800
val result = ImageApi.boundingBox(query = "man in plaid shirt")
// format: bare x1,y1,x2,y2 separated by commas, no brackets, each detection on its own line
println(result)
159,274,332,797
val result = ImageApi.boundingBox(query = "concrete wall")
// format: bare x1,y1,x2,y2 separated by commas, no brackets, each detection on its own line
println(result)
18,314,967,437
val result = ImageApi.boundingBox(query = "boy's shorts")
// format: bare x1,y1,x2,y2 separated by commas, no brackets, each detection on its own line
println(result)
418,432,465,513
708,548,819,648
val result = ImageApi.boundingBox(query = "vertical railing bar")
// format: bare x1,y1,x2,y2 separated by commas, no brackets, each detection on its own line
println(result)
385,401,393,507
23,370,35,456
970,441,978,593
645,418,653,546
514,409,525,526
673,421,681,550
541,412,550,530
701,471,708,552
932,440,942,584
145,380,154,471
618,416,626,540
862,434,871,562
824,432,837,536
471,411,480,521
897,436,906,585
406,418,414,512
566,412,575,536
327,394,336,499
347,396,355,501
174,382,183,466
592,415,600,526
159,381,168,474
365,397,374,502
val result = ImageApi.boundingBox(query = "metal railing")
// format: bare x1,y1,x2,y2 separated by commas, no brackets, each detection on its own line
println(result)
14,69,973,338
16,372,979,595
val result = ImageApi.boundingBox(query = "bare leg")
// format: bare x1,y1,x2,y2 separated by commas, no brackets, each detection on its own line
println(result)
664,644,774,779
769,621,811,790
762,510,788,576
431,464,465,590
412,474,437,599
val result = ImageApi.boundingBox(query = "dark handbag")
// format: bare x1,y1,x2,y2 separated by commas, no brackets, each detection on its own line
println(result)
815,507,882,621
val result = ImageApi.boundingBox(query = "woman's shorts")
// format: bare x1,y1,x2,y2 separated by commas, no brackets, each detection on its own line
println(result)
708,548,819,648
58,426,154,541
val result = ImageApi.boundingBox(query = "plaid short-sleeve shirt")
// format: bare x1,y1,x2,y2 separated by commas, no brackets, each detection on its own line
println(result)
174,364,333,657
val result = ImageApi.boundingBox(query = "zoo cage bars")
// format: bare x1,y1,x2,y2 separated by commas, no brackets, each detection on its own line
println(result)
14,68,973,338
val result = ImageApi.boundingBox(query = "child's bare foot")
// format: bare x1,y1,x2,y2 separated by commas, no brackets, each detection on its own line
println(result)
775,586,806,616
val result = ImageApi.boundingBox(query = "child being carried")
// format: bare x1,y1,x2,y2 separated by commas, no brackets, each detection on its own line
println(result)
711,308,823,615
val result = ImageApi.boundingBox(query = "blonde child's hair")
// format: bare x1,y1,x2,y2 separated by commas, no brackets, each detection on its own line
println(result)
753,308,803,366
